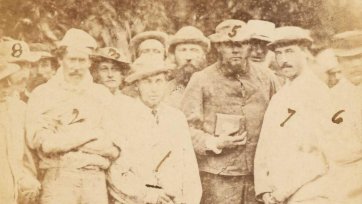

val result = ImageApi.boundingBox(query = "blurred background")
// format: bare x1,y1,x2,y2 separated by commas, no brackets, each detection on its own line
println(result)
1,0,362,59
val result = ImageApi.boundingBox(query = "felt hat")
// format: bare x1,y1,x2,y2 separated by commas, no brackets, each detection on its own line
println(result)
208,19,250,43
168,26,210,53
125,56,170,83
246,20,275,42
332,30,362,57
268,26,313,51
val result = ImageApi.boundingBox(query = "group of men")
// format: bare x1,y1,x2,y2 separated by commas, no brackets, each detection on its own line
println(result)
0,18,361,204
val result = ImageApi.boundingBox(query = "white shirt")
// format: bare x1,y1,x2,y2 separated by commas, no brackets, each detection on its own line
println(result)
106,99,202,204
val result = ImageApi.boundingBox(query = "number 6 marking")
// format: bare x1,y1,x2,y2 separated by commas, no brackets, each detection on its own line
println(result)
332,110,344,124
280,108,296,127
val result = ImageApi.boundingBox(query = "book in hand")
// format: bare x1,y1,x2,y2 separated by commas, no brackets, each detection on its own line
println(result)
215,113,246,136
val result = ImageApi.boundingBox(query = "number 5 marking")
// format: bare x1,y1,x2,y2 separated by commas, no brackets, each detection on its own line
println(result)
228,25,242,37
332,110,344,124
280,108,296,127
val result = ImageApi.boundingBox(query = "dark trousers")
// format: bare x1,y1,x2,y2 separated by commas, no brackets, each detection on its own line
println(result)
200,171,259,204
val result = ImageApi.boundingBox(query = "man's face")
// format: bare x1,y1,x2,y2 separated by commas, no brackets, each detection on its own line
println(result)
312,63,342,88
174,43,206,85
137,39,165,59
327,68,343,87
96,61,124,92
337,54,362,85
137,73,167,108
217,41,250,75
61,47,91,85
275,45,307,80
0,78,12,100
9,66,30,93
35,58,55,80
249,39,269,62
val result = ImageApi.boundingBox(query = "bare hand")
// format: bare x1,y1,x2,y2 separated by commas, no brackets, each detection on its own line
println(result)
39,115,60,132
262,193,278,204
157,191,175,204
216,131,247,149
18,176,41,203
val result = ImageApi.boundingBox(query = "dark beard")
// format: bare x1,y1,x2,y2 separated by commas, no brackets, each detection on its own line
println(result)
221,60,249,78
175,63,201,86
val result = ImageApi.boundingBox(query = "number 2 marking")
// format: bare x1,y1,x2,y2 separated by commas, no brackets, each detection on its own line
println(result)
332,110,344,124
228,25,242,37
280,108,296,127
108,48,120,60
68,109,85,125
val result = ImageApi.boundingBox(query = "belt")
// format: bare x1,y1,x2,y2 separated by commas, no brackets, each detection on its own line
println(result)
79,165,103,171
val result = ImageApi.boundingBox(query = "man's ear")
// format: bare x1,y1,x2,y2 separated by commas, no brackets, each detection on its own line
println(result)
301,46,314,62
214,43,221,53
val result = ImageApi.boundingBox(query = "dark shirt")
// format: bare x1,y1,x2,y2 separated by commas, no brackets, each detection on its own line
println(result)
181,62,280,176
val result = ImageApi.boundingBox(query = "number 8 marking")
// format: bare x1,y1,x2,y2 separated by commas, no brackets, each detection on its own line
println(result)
11,43,23,58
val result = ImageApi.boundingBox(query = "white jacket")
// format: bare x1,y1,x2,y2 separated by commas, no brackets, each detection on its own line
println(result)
0,97,39,203
254,71,362,203
106,97,202,204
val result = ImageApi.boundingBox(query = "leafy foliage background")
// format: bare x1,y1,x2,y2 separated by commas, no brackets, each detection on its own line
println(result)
1,0,361,58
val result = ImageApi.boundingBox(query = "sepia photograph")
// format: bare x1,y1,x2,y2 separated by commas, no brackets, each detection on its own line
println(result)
0,0,361,203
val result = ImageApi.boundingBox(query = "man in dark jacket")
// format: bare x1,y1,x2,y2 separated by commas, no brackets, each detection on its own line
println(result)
181,19,280,204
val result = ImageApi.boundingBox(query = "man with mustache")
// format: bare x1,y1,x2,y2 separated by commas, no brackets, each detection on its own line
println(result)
254,26,320,204
26,28,119,204
255,27,362,204
181,19,280,204
164,26,210,108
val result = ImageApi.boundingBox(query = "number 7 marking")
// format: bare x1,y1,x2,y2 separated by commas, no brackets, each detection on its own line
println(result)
280,108,296,127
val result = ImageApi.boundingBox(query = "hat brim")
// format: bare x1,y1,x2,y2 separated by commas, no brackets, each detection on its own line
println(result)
250,35,272,42
268,38,313,51
125,68,170,84
0,63,20,81
208,33,250,43
334,47,362,57
130,32,168,51
91,54,131,65
7,53,41,63
36,51,54,59
168,37,210,53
